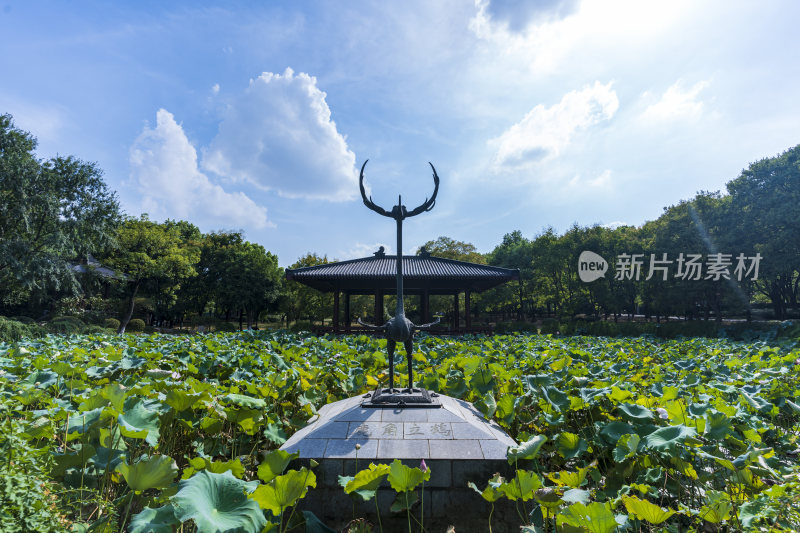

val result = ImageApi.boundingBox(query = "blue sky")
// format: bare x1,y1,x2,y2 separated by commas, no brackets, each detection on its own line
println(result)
2,1,799,267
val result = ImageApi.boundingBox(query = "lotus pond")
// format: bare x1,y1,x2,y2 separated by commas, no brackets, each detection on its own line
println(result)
0,331,798,532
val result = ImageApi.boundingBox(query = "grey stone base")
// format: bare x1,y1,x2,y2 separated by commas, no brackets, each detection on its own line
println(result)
291,458,524,532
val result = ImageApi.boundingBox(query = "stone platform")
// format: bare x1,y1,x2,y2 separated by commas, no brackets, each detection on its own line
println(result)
281,394,522,532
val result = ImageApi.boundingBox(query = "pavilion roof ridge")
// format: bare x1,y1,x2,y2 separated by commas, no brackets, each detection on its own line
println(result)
285,253,520,276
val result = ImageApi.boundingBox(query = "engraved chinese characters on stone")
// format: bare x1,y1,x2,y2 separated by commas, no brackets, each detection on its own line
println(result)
431,423,451,437
406,423,425,436
382,422,399,437
352,423,372,438
404,422,454,439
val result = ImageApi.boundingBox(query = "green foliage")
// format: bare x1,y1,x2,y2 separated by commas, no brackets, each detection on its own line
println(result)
0,315,44,342
282,253,333,325
416,236,486,264
103,318,120,330
172,471,265,533
104,217,199,333
0,114,121,307
0,331,797,530
0,398,69,532
45,316,86,335
126,318,146,332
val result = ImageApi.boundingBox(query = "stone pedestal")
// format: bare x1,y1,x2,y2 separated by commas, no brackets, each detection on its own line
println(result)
281,394,523,531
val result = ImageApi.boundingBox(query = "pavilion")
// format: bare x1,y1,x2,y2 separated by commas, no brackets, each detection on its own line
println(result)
285,248,519,334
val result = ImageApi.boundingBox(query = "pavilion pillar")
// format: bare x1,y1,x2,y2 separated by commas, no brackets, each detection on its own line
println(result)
344,292,351,333
422,289,430,323
333,291,340,333
465,289,472,331
374,289,383,324
453,293,459,332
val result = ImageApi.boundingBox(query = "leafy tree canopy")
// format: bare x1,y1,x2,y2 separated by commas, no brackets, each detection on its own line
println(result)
0,113,120,306
417,236,486,264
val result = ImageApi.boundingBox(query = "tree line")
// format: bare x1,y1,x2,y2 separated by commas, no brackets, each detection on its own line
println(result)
1,112,798,333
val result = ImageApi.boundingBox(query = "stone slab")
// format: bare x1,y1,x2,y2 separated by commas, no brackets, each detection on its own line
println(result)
376,439,430,459
324,438,378,459
429,439,483,459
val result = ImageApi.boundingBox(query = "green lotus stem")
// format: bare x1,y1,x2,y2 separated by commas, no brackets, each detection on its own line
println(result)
488,502,494,533
284,466,312,533
375,495,383,533
420,479,425,532
406,492,411,533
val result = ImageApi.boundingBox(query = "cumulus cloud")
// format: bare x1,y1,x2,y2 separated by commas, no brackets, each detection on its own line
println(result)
490,81,618,170
202,68,357,201
130,109,269,229
641,80,709,122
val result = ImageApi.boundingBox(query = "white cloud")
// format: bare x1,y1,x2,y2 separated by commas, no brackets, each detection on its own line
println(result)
470,0,694,75
602,221,628,229
202,68,358,201
641,80,709,122
130,109,269,229
568,168,612,189
489,81,618,170
338,242,393,260
211,83,220,95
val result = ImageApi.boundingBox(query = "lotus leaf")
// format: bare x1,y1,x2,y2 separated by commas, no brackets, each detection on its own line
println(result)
507,434,547,463
257,449,299,483
118,399,161,447
644,424,696,453
129,505,180,533
499,469,541,501
116,455,178,493
622,495,677,524
557,502,617,533
344,463,391,501
172,470,264,532
250,467,316,516
387,458,429,492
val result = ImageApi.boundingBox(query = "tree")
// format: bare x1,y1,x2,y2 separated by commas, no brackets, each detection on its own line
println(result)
726,145,800,319
105,217,199,332
0,114,120,309
417,236,487,264
485,230,534,320
211,238,283,329
282,253,332,326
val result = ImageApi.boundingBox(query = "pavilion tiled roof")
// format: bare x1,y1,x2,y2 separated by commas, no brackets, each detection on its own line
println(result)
285,254,519,294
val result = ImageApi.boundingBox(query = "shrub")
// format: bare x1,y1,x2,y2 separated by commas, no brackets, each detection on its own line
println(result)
0,316,45,342
215,321,238,332
104,318,121,330
83,325,108,335
10,316,35,324
126,318,146,332
45,316,86,335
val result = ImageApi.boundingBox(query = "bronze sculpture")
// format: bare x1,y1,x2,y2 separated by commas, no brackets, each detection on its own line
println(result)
358,160,440,404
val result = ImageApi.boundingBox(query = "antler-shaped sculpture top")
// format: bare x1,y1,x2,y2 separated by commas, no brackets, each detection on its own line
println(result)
358,160,440,396
359,160,439,220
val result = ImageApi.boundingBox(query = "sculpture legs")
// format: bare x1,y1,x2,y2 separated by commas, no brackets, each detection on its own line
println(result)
404,339,414,391
387,339,396,392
